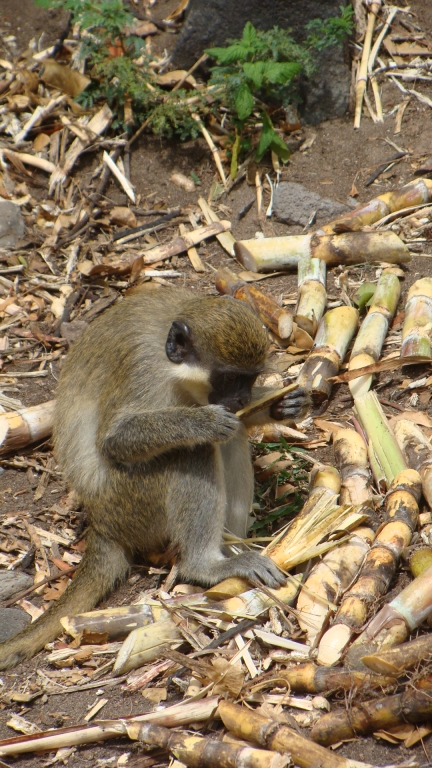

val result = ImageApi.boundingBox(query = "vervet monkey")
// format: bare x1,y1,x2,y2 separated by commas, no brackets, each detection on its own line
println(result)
0,288,310,669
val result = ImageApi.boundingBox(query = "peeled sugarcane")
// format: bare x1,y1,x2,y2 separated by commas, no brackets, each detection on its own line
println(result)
310,679,432,746
296,306,359,407
0,400,55,456
362,632,432,677
278,661,393,693
215,266,293,339
61,603,154,640
219,700,378,768
401,277,432,358
233,231,409,273
319,393,421,667
354,0,382,129
318,177,432,234
294,257,327,337
127,721,289,768
348,272,401,398
394,419,432,507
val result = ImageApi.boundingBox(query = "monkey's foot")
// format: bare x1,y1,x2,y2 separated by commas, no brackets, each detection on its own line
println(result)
208,552,285,589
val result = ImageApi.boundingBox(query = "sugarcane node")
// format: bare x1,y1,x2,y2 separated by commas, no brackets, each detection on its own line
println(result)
0,287,311,671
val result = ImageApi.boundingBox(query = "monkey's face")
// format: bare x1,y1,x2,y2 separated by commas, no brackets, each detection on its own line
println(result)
207,369,258,412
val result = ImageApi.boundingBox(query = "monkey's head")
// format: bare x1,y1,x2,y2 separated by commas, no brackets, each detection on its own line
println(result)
166,296,269,411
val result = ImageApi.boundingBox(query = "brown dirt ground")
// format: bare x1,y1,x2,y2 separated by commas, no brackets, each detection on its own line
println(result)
1,0,432,765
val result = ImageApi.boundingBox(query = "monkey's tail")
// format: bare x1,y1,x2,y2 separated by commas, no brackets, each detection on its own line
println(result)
0,532,130,670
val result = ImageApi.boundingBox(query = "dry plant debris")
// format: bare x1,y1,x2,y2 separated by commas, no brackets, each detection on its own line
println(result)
1,1,432,767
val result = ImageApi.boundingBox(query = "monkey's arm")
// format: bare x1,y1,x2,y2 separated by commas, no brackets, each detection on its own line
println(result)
242,385,311,428
98,405,239,463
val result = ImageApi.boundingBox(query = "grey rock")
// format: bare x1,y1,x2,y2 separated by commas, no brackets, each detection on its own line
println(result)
172,0,350,123
0,571,33,601
0,201,25,247
0,608,31,642
274,182,348,226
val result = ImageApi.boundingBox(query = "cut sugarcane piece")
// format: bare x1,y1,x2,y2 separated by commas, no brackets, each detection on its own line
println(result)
333,428,374,506
348,272,401,397
61,603,154,640
198,197,236,256
294,257,327,337
296,306,359,407
215,266,293,339
354,390,406,487
362,632,432,676
113,617,185,675
394,418,432,508
215,579,302,618
219,700,377,768
0,400,55,456
234,231,410,273
310,679,432,747
401,277,432,358
319,177,432,234
279,662,393,693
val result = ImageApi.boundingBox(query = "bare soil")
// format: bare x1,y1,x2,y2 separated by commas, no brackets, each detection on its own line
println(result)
1,0,432,765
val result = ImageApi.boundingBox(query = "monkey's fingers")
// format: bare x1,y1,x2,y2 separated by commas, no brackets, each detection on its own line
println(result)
218,552,286,589
271,386,311,421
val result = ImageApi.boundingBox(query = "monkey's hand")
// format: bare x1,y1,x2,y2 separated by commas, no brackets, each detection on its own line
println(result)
205,405,241,442
206,552,285,589
270,386,311,423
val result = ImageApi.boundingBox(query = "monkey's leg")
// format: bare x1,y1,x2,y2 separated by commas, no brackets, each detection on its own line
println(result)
168,446,285,589
0,532,130,670
220,428,254,539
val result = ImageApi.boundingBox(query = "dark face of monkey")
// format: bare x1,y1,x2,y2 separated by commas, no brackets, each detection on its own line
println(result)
165,296,268,412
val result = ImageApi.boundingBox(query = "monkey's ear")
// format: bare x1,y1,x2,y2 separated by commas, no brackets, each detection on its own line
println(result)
166,321,196,364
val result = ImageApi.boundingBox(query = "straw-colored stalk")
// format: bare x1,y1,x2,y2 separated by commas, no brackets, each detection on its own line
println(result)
348,272,401,397
219,701,376,768
311,679,432,746
0,697,219,757
0,400,55,456
198,196,236,256
362,632,432,677
354,0,382,129
294,257,327,337
60,603,153,640
318,177,432,235
179,223,206,272
233,231,409,273
213,579,302,617
296,306,359,406
215,266,293,339
113,617,185,675
401,277,432,357
128,721,289,768
354,390,406,488
333,428,374,506
353,561,432,659
191,114,227,188
319,468,421,668
367,6,399,121
279,661,393,693
394,419,432,508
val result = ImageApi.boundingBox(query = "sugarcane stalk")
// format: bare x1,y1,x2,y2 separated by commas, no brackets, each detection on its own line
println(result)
401,277,432,358
319,177,432,234
311,679,432,746
354,0,382,129
219,701,376,768
394,419,432,508
296,306,359,406
198,197,236,256
215,267,293,339
348,272,401,397
294,257,327,337
362,633,432,677
234,231,409,273
128,721,289,768
279,661,393,693
0,400,55,456
113,617,185,676
354,391,406,486
60,603,154,640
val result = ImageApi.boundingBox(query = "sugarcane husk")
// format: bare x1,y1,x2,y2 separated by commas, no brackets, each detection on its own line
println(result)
401,277,432,358
362,632,432,676
113,617,184,676
297,306,359,406
354,391,406,485
0,400,55,457
310,679,432,746
215,580,302,619
179,223,206,272
0,696,219,757
219,701,374,768
234,231,410,273
319,177,432,234
130,721,289,768
295,258,327,337
198,197,236,256
215,267,293,339
394,419,432,508
279,661,393,693
348,273,401,397
60,603,154,640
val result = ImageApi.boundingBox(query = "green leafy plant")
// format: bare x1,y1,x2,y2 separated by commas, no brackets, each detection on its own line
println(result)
251,441,308,534
305,5,354,51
